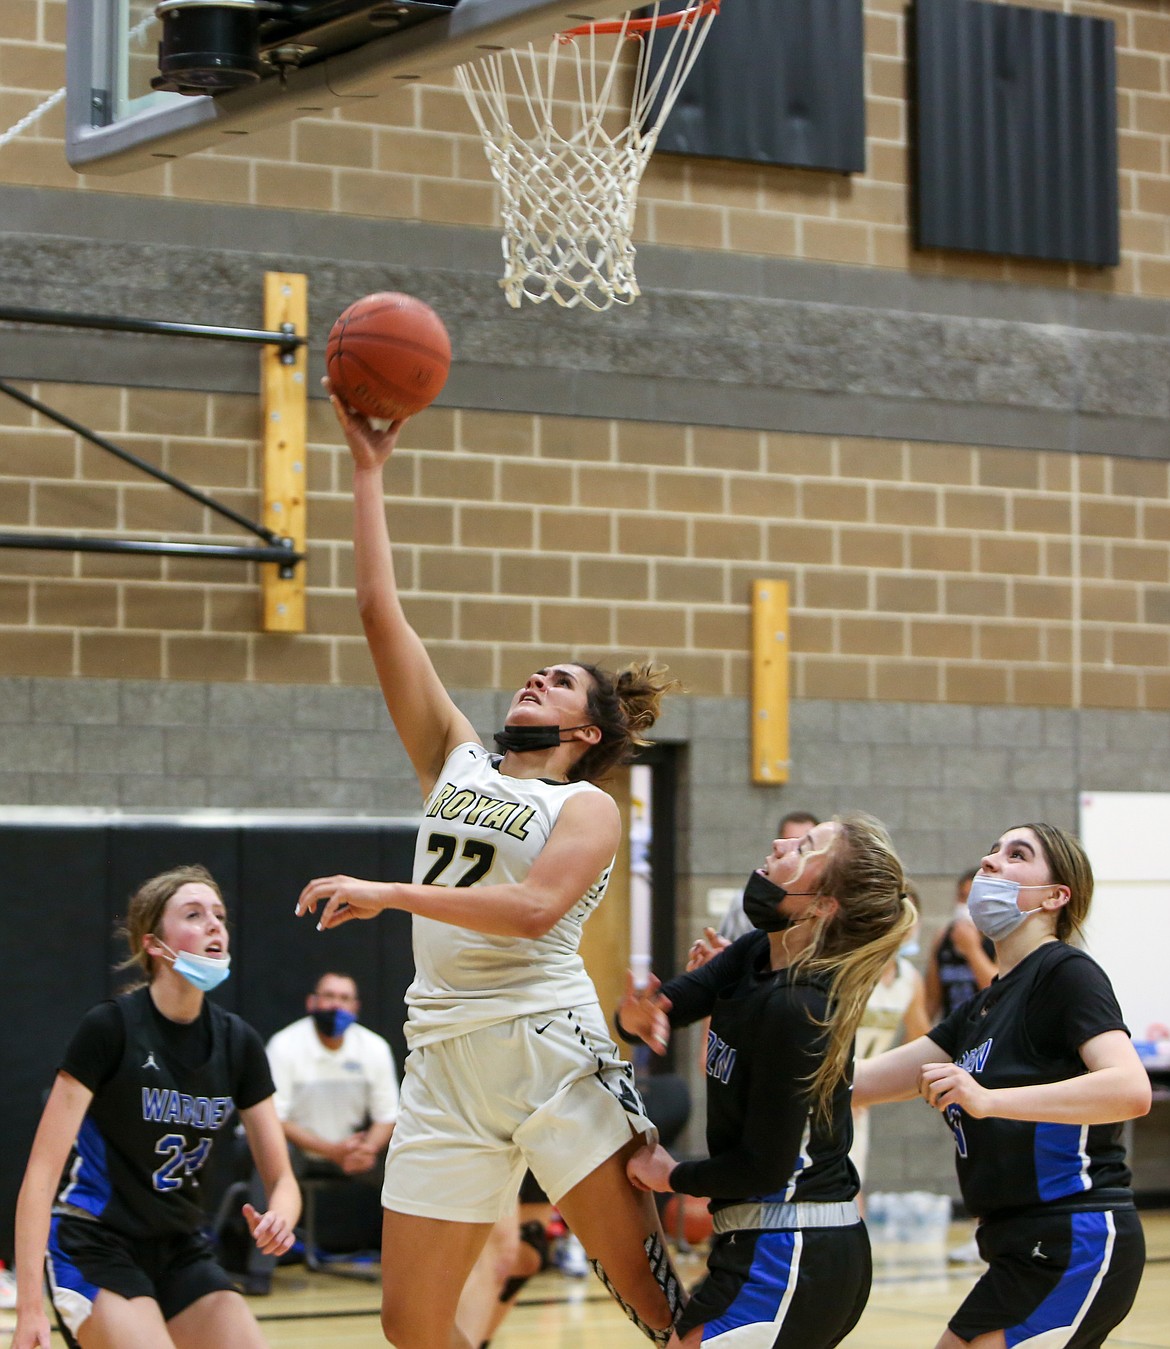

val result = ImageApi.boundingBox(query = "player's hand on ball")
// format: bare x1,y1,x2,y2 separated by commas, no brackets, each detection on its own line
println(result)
322,377,404,472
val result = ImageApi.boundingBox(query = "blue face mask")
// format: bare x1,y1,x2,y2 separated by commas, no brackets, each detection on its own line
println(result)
898,938,920,959
156,940,231,992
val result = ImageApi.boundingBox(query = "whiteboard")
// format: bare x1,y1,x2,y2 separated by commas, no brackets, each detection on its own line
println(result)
1079,792,1170,1041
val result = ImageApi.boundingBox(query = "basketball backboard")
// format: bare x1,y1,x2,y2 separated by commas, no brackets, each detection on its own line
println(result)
66,0,638,173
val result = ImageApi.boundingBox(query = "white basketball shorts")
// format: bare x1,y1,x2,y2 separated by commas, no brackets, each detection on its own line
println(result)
381,1003,656,1223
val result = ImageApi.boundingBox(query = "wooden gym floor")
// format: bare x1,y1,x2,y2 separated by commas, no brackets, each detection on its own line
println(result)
11,1211,1162,1348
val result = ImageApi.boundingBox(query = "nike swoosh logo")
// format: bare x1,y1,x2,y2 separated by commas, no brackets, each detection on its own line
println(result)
534,1021,554,1035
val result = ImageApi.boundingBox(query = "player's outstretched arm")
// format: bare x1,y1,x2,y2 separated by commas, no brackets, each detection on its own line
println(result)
328,381,476,796
299,792,620,939
852,1035,947,1108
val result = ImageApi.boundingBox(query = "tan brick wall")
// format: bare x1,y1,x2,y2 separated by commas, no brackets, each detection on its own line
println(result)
2,381,1169,711
3,1,1170,295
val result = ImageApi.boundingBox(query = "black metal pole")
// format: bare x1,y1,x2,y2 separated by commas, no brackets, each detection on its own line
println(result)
0,377,288,548
0,305,305,360
0,532,303,566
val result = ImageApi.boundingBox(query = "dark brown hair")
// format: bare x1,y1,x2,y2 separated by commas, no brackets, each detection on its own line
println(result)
567,661,681,783
1012,823,1094,943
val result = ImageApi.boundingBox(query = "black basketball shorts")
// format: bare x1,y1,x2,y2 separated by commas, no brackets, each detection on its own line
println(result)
949,1205,1145,1348
46,1213,237,1336
675,1222,871,1349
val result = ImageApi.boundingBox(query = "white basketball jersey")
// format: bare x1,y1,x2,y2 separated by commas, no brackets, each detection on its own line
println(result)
854,956,919,1061
405,742,614,1048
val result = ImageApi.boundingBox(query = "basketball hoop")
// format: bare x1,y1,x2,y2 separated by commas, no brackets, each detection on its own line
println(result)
456,1,720,311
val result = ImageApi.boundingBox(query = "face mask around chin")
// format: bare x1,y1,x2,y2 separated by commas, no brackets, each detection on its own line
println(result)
493,723,594,753
742,869,800,933
312,1007,357,1039
898,938,920,960
966,874,1046,941
155,940,231,993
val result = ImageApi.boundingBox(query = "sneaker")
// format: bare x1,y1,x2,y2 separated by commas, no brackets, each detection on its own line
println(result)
0,1267,17,1310
555,1234,589,1278
947,1237,984,1265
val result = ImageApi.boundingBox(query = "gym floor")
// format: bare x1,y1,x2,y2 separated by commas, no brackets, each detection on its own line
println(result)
10,1211,1150,1349
253,1211,1170,1349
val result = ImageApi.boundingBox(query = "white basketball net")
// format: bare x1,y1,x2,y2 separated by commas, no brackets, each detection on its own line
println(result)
456,2,720,311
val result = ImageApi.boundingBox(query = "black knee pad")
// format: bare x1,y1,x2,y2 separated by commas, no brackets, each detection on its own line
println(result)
499,1219,552,1301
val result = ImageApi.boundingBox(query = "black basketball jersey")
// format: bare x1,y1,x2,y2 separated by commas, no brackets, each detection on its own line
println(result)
928,941,1132,1221
935,921,996,1018
653,932,857,1212
55,987,273,1239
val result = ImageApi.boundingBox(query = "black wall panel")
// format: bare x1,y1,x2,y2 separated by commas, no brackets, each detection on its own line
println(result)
2,828,110,1265
0,819,418,1260
914,0,1119,267
653,0,866,174
236,825,414,1071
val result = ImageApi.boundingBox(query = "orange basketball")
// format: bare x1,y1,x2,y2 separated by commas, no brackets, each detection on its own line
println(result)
662,1194,714,1247
326,292,451,421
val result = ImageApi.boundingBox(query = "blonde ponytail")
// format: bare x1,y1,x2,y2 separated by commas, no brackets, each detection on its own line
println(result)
789,814,914,1126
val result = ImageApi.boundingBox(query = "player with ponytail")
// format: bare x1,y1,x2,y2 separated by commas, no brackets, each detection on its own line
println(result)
295,398,686,1349
619,814,914,1349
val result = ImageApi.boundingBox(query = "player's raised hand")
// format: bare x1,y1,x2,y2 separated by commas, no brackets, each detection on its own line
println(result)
618,970,673,1055
687,926,729,971
323,377,404,472
296,875,395,930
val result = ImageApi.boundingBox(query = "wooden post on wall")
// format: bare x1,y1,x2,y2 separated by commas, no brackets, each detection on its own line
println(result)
751,580,790,784
261,272,307,633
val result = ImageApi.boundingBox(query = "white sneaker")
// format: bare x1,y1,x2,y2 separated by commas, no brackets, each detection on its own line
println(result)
947,1237,984,1265
0,1268,17,1310
556,1234,589,1278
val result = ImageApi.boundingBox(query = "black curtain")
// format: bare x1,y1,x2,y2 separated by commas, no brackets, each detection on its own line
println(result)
0,819,416,1261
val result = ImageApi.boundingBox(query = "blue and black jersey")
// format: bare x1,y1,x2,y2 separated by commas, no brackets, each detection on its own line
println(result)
927,941,1132,1221
55,987,273,1239
934,921,996,1018
633,931,856,1212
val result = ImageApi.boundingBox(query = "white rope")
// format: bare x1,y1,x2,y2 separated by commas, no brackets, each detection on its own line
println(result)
0,10,156,151
0,86,65,149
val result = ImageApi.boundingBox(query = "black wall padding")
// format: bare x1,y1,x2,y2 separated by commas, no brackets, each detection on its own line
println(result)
0,820,416,1262
652,0,866,173
914,0,1119,267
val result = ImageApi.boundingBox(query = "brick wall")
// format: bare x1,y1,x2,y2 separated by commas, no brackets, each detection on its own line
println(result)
3,382,1170,711
5,2,1170,296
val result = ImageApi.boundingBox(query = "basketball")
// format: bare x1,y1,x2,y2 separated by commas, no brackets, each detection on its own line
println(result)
661,1194,714,1247
326,292,451,421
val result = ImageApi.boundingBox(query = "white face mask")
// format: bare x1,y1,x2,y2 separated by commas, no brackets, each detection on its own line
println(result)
966,875,1047,941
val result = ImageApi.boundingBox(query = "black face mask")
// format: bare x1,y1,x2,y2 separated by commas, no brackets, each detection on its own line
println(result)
742,869,817,933
312,1007,356,1039
493,723,594,753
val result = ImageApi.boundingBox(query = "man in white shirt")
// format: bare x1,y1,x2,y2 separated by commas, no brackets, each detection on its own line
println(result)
266,971,399,1253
